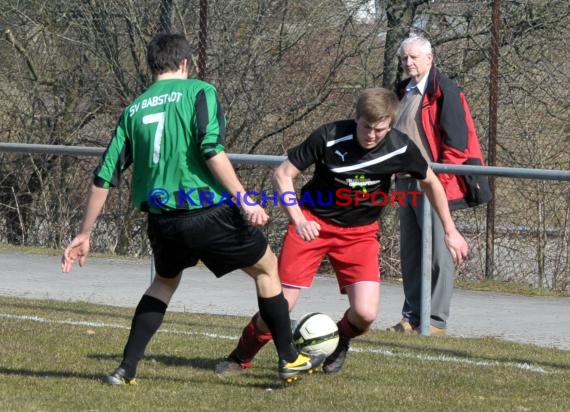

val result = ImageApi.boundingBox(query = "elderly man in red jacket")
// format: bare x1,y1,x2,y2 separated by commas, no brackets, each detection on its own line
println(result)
388,34,489,336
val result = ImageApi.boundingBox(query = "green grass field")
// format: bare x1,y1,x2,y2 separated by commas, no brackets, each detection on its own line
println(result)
1,296,569,412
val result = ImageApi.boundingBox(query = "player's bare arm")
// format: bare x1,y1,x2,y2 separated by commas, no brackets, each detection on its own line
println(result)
61,185,109,272
419,168,469,264
273,160,321,241
206,151,269,227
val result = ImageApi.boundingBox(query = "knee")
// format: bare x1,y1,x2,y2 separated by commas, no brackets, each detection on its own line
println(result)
351,308,377,329
151,274,181,297
247,247,278,279
158,274,180,287
267,249,278,266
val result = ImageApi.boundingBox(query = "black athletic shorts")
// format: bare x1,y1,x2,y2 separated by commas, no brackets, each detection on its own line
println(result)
147,203,268,278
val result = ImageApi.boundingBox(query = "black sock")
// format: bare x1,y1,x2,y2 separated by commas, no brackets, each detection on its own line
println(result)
119,294,168,378
258,293,297,362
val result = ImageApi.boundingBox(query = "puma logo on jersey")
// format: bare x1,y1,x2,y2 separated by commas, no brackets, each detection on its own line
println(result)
334,150,348,162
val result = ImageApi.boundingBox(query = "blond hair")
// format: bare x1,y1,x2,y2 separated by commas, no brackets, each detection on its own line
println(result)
355,88,400,126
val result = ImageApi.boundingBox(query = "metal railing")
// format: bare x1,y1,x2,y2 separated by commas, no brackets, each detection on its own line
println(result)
1,143,569,180
1,142,569,335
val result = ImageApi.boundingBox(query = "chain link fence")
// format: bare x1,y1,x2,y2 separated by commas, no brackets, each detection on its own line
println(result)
0,1,569,289
0,145,568,291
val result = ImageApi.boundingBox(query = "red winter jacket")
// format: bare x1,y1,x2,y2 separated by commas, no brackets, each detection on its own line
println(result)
396,66,490,210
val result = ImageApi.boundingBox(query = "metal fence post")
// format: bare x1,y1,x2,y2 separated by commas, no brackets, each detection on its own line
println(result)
150,254,155,284
420,195,432,336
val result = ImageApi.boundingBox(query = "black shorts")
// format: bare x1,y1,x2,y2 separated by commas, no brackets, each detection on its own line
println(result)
147,204,268,278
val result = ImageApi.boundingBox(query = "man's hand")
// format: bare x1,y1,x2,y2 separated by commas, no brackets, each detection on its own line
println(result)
294,220,321,241
61,233,91,273
444,229,469,265
241,202,270,227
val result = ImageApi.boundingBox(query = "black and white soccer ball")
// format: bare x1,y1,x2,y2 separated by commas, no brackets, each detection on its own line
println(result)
292,312,339,357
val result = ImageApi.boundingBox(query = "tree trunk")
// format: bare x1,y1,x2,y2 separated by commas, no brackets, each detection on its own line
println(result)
382,1,422,88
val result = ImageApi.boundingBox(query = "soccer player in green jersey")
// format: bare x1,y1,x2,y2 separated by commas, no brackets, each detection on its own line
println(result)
61,32,324,384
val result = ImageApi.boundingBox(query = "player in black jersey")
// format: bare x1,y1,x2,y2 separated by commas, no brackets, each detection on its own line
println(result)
61,32,324,384
216,88,468,375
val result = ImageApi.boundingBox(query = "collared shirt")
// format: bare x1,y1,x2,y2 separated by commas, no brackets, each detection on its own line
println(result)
406,73,429,95
394,74,433,163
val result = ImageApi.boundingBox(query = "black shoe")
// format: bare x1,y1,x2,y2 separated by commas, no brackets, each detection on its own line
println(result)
323,338,349,374
103,367,137,385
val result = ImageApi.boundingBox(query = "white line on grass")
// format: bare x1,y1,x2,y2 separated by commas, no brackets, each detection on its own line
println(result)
1,313,549,374
0,313,240,340
350,348,548,374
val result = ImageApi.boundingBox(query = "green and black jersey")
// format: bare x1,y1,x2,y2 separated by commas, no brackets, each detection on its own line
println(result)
94,79,227,213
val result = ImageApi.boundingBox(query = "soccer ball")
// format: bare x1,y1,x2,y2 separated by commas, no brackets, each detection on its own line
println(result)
292,312,339,357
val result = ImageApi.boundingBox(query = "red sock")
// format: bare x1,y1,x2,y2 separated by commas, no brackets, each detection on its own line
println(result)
230,314,272,366
338,310,366,340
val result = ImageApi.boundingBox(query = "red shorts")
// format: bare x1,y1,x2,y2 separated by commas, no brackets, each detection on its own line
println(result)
278,208,380,294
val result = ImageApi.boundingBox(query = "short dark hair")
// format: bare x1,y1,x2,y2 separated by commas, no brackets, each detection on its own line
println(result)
147,33,193,76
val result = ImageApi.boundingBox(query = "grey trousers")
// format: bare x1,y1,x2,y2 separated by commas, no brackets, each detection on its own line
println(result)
396,178,454,329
